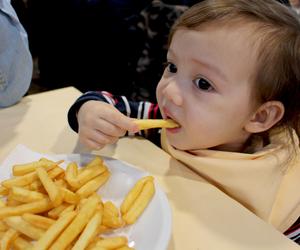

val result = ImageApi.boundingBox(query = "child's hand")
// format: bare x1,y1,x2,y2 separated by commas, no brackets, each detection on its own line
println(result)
77,100,139,149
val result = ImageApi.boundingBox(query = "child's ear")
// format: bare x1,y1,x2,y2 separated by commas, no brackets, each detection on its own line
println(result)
244,101,285,133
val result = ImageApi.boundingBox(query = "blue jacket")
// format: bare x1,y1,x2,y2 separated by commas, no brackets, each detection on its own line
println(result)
0,0,32,108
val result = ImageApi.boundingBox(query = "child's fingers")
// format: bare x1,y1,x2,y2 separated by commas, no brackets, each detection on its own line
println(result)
81,138,104,150
79,126,117,149
89,129,119,145
101,108,138,133
129,121,139,133
94,119,127,137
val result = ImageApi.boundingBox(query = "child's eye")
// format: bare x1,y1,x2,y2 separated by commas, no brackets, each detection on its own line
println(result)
193,77,214,91
165,62,177,73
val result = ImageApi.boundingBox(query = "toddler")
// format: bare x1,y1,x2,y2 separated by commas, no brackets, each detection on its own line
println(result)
68,0,300,244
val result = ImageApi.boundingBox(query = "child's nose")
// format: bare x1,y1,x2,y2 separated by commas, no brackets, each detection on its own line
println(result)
162,80,183,106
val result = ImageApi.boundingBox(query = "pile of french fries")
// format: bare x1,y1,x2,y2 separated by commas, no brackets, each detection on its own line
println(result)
0,156,155,249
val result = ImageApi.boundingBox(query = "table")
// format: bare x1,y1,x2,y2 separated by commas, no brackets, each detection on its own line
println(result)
0,87,299,250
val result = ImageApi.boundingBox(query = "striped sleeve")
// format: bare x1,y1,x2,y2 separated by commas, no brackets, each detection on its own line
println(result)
67,91,162,143
284,217,300,244
99,91,161,119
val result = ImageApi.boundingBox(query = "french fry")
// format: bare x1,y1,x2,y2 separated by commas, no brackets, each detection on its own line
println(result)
36,167,63,207
89,193,102,203
10,186,46,203
76,171,110,198
6,194,23,206
65,162,78,189
59,205,75,218
0,199,6,207
48,203,69,219
0,231,5,239
22,213,55,230
2,172,38,188
49,196,99,250
85,239,98,250
0,228,19,250
92,236,128,249
31,211,76,250
55,179,68,188
102,214,123,229
48,167,65,179
12,158,62,176
96,201,104,212
102,201,123,229
0,186,9,196
88,246,106,250
97,224,112,234
120,176,154,215
12,161,40,176
72,163,107,189
4,216,45,240
122,180,155,225
0,198,52,219
84,156,104,169
12,236,33,250
61,187,80,204
72,211,102,250
104,201,118,217
0,220,8,231
76,198,88,211
116,247,135,250
133,118,179,130
29,180,43,191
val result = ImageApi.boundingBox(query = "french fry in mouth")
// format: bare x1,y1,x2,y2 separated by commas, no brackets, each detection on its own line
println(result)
133,119,179,130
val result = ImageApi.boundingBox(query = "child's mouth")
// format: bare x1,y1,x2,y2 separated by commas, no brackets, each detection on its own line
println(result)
163,107,181,132
165,116,181,133
166,126,181,133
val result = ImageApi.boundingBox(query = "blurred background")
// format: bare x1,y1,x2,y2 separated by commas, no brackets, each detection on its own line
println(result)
11,0,294,102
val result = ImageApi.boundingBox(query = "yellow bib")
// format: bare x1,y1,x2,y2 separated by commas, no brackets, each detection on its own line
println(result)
161,129,300,232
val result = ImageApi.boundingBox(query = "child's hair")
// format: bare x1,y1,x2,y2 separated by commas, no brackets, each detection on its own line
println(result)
168,0,300,144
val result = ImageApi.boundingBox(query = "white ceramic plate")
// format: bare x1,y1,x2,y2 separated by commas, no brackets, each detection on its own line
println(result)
0,145,172,250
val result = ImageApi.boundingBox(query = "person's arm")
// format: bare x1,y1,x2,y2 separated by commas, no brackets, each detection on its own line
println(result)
68,91,162,144
0,0,33,108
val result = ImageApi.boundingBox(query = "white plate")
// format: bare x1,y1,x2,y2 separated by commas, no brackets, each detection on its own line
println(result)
0,145,172,250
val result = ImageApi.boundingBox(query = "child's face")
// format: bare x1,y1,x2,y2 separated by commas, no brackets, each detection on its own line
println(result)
156,25,260,152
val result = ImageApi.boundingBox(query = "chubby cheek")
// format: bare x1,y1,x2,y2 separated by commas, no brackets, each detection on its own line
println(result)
166,116,200,150
181,111,220,148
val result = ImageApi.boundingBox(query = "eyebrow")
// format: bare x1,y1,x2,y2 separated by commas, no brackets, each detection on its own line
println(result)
168,49,228,83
